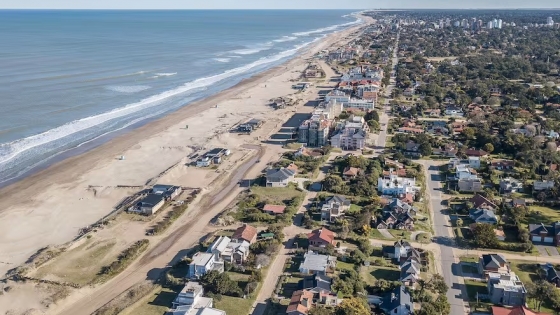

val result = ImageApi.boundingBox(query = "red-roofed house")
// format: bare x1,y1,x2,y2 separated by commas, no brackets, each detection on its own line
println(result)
232,224,257,244
308,228,335,249
343,167,361,180
262,204,286,215
287,290,314,315
491,305,551,315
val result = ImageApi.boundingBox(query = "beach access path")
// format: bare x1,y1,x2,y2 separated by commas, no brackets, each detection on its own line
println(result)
46,18,371,315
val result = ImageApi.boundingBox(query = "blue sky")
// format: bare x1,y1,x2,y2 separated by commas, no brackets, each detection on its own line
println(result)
1,0,559,9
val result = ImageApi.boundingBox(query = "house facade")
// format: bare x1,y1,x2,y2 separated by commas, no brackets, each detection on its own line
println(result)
265,168,296,187
528,223,560,245
378,170,420,196
487,272,527,306
321,196,350,223
188,252,224,279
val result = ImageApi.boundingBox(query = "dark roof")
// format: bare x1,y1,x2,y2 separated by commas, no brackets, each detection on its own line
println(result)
481,254,507,269
206,148,226,156
325,195,351,206
528,223,554,236
300,274,332,293
266,168,295,181
138,194,165,207
394,240,411,248
546,265,560,282
471,194,497,209
379,286,412,313
247,118,262,126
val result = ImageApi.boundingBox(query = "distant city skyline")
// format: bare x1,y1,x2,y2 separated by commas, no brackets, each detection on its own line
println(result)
1,0,560,9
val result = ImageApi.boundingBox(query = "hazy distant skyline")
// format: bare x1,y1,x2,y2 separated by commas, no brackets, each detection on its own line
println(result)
1,0,560,9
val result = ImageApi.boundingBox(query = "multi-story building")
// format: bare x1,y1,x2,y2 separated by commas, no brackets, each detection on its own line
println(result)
330,116,369,150
325,89,350,104
298,118,330,147
487,272,527,306
343,98,374,111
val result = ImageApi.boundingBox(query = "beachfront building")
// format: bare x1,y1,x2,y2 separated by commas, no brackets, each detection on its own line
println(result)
152,184,182,200
129,194,166,215
378,169,420,196
330,115,368,150
171,281,226,315
325,90,351,104
343,98,374,111
357,84,380,102
187,252,224,279
298,118,330,147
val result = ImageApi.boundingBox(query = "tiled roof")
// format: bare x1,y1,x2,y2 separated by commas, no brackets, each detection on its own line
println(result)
308,228,335,244
232,224,257,242
263,204,286,214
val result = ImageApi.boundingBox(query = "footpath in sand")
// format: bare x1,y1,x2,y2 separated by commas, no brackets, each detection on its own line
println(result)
0,16,372,315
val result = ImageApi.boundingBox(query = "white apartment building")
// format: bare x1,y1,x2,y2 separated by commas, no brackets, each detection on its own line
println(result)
343,98,375,111
325,90,351,103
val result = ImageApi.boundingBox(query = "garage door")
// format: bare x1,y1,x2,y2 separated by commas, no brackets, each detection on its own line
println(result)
544,237,554,243
532,236,542,242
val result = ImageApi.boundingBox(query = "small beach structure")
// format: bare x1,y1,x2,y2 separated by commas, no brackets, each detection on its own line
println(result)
196,148,231,167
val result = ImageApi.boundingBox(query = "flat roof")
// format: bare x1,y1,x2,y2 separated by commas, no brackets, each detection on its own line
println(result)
139,194,165,206
206,148,226,156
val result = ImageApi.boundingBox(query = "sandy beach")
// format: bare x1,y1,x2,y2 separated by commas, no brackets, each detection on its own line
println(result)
0,16,369,281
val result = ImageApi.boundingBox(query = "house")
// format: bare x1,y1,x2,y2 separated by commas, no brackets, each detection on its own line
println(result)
172,281,212,309
512,199,527,207
170,282,227,315
321,196,350,223
500,178,524,194
455,164,477,180
152,184,182,200
375,286,413,315
425,108,441,117
265,168,296,187
131,194,166,215
196,156,212,167
399,259,421,285
300,274,333,294
528,222,560,245
471,194,498,210
385,158,404,169
404,141,421,157
469,209,498,224
487,271,527,306
262,204,286,215
376,199,416,230
491,305,551,315
378,169,421,196
465,148,489,158
541,263,560,287
468,156,481,169
207,236,251,264
458,177,483,192
308,228,335,249
445,106,464,117
188,252,224,279
534,180,555,191
478,254,508,275
342,167,360,180
491,159,515,170
433,144,457,157
299,251,336,275
286,290,314,315
383,240,421,262
232,224,257,244
398,127,424,134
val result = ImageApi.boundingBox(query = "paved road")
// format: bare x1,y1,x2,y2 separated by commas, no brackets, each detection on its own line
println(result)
420,160,469,315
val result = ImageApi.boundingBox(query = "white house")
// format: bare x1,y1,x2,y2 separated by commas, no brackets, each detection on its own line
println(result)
187,252,224,279
534,180,555,191
444,106,464,117
468,157,481,169
171,281,227,315
196,157,212,167
343,98,375,110
377,170,420,196
299,251,337,275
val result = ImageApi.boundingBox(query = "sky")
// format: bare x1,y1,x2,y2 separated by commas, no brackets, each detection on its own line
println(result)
1,0,559,9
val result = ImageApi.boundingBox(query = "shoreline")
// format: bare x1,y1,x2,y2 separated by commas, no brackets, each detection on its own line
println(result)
0,19,367,277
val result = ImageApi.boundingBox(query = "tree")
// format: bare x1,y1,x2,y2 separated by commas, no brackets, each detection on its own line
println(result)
335,297,370,315
462,127,476,140
483,143,494,154
309,306,332,315
368,120,380,130
322,175,345,193
471,223,499,248
488,96,501,106
365,110,380,122
419,142,433,157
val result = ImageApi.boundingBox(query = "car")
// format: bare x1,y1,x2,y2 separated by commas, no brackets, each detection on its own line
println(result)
256,159,261,163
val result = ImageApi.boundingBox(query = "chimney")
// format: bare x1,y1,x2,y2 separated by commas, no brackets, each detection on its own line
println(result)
302,297,309,308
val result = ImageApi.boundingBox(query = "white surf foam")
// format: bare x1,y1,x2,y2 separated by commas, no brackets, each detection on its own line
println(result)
230,42,274,55
0,39,317,168
273,36,298,43
292,18,362,36
214,58,231,63
106,85,152,93
154,72,177,77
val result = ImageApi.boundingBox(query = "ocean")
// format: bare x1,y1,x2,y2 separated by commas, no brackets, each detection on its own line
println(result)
0,10,361,184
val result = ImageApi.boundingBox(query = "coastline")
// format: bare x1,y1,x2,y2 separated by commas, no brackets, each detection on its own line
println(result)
0,18,367,277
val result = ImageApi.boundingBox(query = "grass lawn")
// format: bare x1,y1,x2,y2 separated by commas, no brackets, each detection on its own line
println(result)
415,232,430,243
508,260,542,284
360,265,400,284
121,286,176,315
284,256,303,273
250,186,305,205
388,230,411,240
226,271,251,282
523,205,560,225
464,280,487,301
285,142,304,150
369,229,390,239
347,204,362,215
280,276,303,298
459,255,479,263
336,261,356,272
214,296,254,315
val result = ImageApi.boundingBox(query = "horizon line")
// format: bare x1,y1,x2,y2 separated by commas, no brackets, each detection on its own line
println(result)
1,8,560,10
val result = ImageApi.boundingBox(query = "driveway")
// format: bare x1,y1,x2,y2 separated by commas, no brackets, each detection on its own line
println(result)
535,244,560,256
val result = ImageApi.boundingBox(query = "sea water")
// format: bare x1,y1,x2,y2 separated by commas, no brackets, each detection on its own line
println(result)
0,10,362,183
